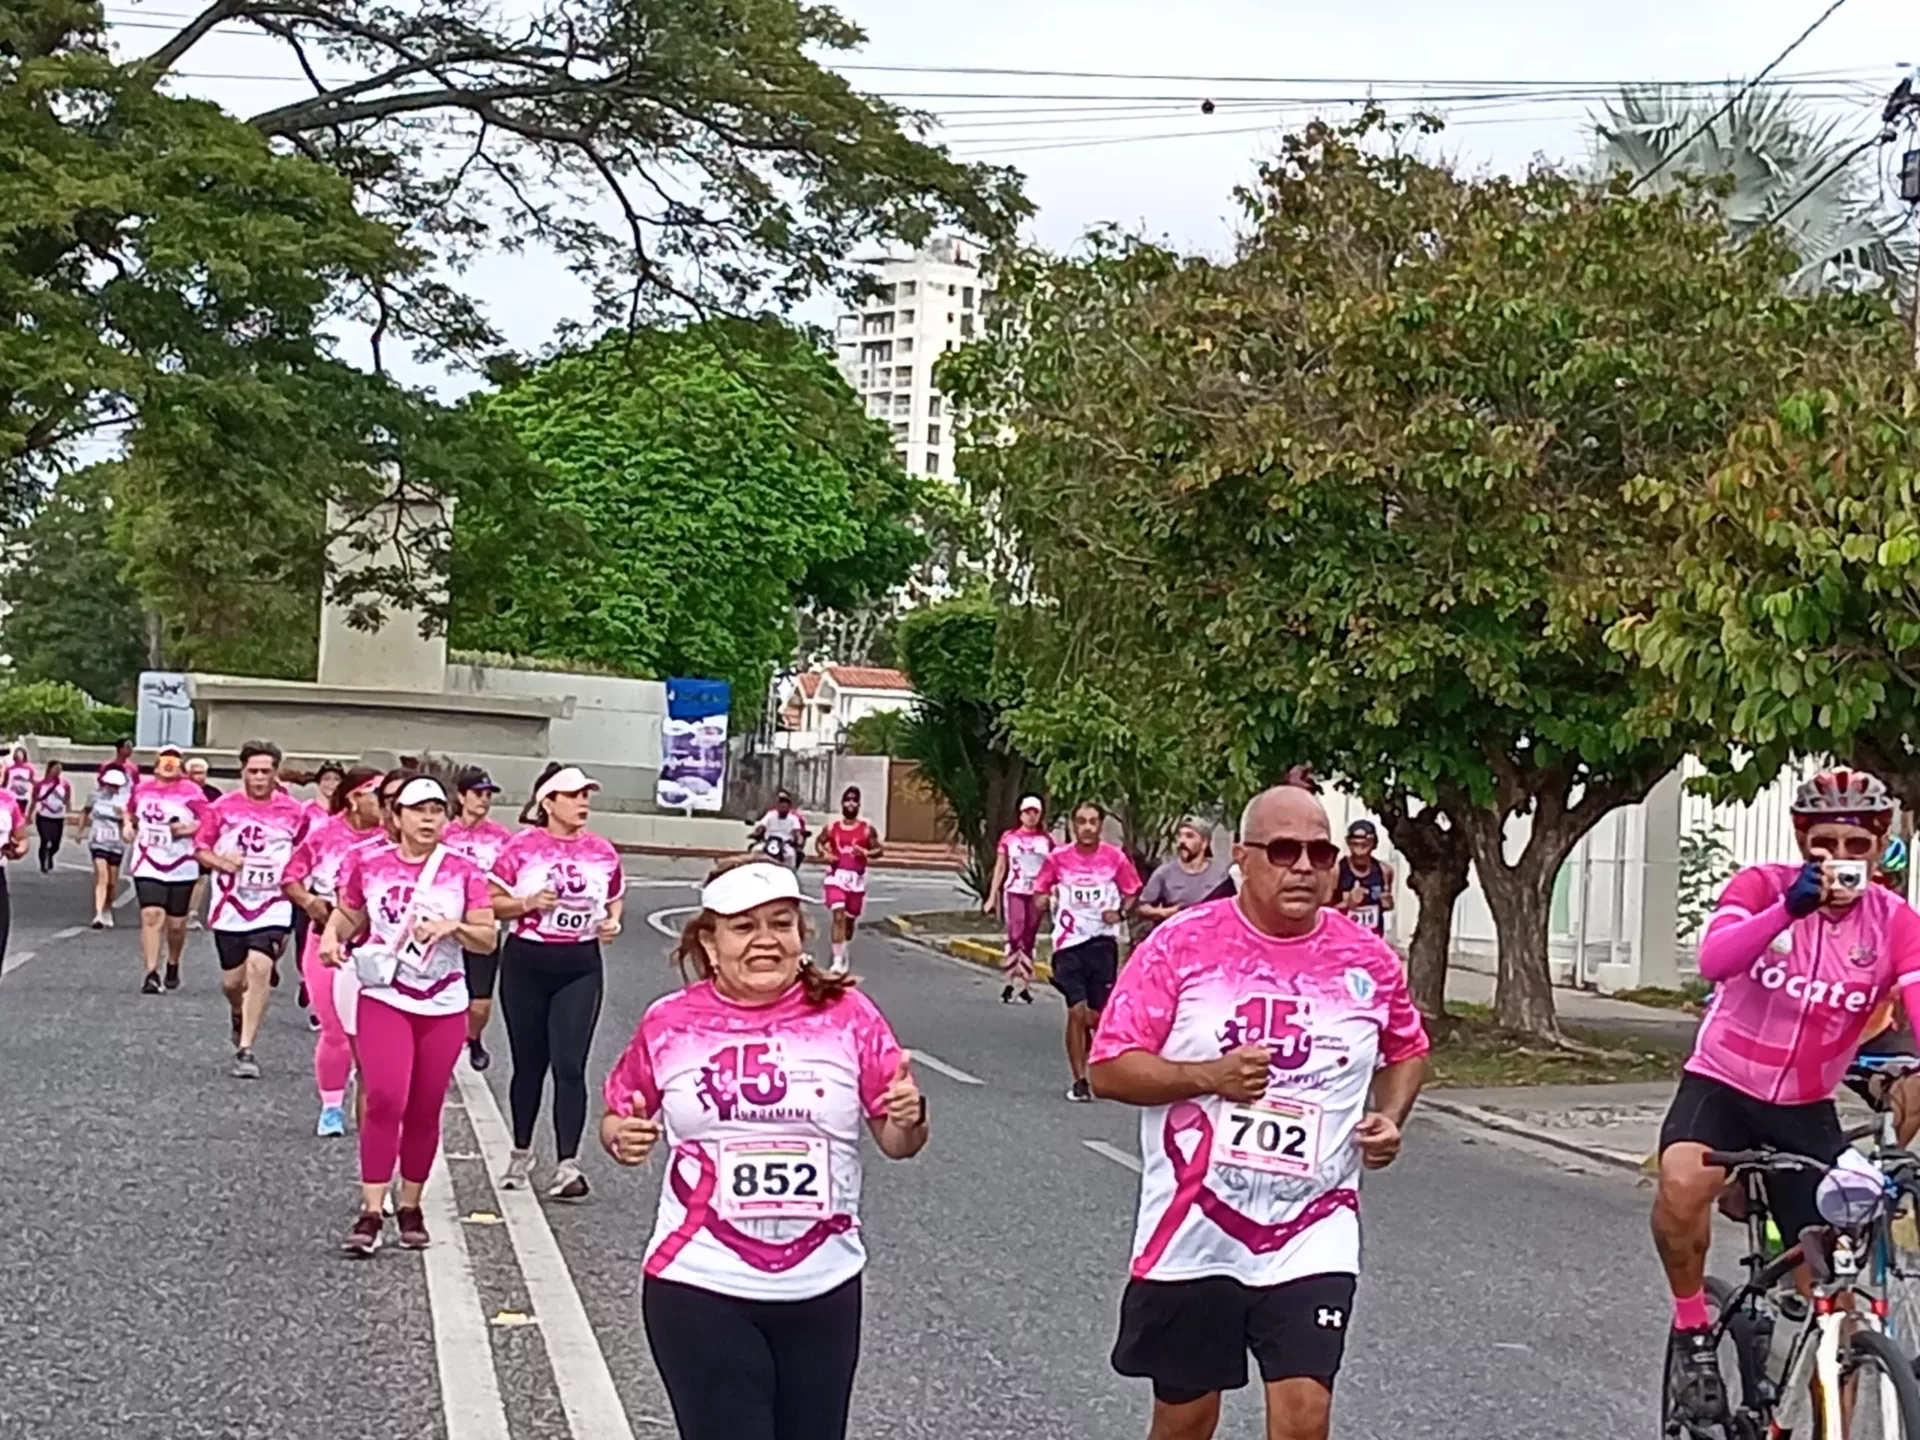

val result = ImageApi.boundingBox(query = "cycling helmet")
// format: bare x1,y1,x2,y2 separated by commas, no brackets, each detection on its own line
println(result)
1790,768,1897,831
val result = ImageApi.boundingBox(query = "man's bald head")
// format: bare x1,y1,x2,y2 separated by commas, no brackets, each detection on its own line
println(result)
1238,785,1331,845
1235,785,1336,934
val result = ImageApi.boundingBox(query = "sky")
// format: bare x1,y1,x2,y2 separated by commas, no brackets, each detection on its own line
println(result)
108,0,1920,390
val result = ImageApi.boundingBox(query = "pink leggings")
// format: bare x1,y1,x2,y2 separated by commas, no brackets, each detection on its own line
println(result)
302,940,354,1104
1003,893,1040,983
356,997,466,1186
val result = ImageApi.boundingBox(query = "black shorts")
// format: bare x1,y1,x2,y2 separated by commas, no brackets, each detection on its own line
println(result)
1113,1273,1358,1403
1052,935,1119,1011
90,846,124,866
213,928,289,972
464,947,500,1000
1658,1070,1846,1240
134,878,195,917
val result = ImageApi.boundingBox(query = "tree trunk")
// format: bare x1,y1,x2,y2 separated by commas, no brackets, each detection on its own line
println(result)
1379,800,1472,1021
1477,859,1560,1038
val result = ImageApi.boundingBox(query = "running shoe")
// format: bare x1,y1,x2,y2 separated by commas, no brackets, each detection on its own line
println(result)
187,916,202,931
343,1212,383,1257
548,1159,590,1202
141,971,161,996
1668,1328,1727,1422
91,912,106,931
828,957,850,977
1066,1078,1094,1103
316,1105,347,1138
163,961,179,990
102,911,114,929
1020,989,1034,1005
307,1012,321,1033
467,1038,491,1072
296,980,308,1008
395,1207,430,1250
1000,985,1015,1004
500,1149,533,1191
231,1047,261,1080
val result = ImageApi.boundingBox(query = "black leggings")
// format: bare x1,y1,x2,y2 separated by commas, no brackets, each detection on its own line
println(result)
642,1276,862,1440
0,868,10,970
499,936,603,1159
35,816,62,872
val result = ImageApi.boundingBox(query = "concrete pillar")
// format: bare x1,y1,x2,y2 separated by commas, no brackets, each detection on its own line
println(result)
1634,767,1686,989
315,497,450,691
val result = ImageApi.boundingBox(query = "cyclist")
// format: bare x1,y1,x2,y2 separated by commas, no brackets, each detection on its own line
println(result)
1653,768,1920,1421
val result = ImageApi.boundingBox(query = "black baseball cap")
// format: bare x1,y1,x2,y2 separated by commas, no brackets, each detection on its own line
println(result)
1347,820,1378,841
456,766,500,794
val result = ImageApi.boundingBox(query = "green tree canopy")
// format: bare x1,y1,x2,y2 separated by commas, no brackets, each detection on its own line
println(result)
454,319,929,705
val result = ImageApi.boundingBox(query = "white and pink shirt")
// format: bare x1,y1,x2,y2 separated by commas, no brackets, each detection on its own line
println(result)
604,980,905,1301
32,776,71,821
338,843,491,1017
0,793,25,860
997,827,1056,896
821,819,878,896
1090,899,1429,1287
1689,864,1920,1106
1035,842,1143,950
195,789,310,933
3,762,34,807
127,776,211,882
491,828,625,945
286,814,385,904
444,816,514,878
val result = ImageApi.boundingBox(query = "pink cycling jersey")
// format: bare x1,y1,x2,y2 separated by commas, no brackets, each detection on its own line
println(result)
1689,863,1920,1106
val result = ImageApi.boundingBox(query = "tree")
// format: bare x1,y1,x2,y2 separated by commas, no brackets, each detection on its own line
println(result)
950,114,1885,1037
844,708,911,758
0,471,148,701
454,318,928,707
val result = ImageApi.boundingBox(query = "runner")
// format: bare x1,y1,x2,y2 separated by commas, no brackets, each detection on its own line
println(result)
97,738,138,787
1088,783,1428,1440
1035,801,1143,1102
600,855,928,1440
0,781,27,967
30,760,71,874
4,746,35,810
319,776,496,1255
81,766,131,928
817,787,882,976
125,744,210,994
984,796,1055,1004
492,766,625,1199
194,740,309,1079
183,757,221,930
748,790,809,872
1137,818,1229,929
307,763,343,831
1653,768,1920,1422
283,767,385,1136
444,767,513,1072
1333,821,1394,938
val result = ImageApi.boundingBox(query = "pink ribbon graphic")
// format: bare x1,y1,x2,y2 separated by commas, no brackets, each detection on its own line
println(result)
647,1143,853,1278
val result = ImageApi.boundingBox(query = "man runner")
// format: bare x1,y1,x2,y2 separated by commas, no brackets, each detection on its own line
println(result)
818,786,882,975
194,740,308,1078
1035,801,1143,1102
125,745,209,994
1090,783,1428,1440
98,738,138,787
748,789,808,871
1334,821,1394,938
1137,818,1229,929
1654,768,1920,1421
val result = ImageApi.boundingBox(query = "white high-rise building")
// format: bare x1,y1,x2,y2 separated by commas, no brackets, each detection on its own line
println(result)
834,236,987,479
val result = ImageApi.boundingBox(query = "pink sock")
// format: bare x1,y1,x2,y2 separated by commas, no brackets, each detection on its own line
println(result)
1673,1291,1711,1330
321,1089,346,1109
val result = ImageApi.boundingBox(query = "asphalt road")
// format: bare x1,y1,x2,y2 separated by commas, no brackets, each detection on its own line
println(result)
0,852,1672,1439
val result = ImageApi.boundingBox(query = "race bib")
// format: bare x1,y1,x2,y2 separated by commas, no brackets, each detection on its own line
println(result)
139,823,172,851
240,860,283,894
1211,1095,1324,1179
715,1135,833,1222
549,901,598,937
827,868,867,894
1353,905,1381,931
90,819,122,849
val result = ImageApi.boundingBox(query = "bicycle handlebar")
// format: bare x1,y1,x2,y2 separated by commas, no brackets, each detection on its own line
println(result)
1705,1148,1831,1174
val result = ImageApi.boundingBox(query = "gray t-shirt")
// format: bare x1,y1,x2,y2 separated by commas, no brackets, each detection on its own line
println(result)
1141,856,1230,915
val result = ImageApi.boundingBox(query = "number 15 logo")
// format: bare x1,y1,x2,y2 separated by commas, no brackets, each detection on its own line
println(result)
1230,996,1313,1071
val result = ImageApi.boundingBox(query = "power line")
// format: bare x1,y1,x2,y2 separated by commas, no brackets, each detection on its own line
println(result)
1628,0,1856,192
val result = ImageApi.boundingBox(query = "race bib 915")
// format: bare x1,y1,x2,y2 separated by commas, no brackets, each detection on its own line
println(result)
715,1136,833,1221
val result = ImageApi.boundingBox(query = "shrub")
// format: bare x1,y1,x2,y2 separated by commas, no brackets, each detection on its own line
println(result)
72,705,138,746
0,680,91,740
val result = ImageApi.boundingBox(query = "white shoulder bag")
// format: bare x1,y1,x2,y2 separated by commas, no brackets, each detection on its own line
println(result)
354,845,448,990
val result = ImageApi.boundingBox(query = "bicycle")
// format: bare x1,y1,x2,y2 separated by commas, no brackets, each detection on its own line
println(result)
1661,1070,1920,1439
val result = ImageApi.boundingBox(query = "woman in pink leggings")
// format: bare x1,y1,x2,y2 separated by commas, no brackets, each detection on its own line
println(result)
283,767,385,1138
319,776,495,1255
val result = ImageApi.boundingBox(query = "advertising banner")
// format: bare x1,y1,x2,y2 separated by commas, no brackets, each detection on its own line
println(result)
658,678,730,812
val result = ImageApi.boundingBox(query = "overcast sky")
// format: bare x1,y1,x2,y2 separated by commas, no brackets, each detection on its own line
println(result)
116,0,1919,387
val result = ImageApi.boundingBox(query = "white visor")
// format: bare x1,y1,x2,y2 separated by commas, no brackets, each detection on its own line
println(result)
536,766,599,802
395,777,449,808
158,745,183,758
703,862,803,917
101,768,127,787
1019,795,1044,813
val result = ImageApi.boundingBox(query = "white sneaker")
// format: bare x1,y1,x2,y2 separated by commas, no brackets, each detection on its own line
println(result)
828,955,849,976
500,1149,533,1190
102,910,115,929
547,1158,589,1201
91,911,105,930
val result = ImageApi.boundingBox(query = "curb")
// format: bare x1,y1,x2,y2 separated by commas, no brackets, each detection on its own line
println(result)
1419,1096,1652,1174
613,844,962,872
885,917,1055,983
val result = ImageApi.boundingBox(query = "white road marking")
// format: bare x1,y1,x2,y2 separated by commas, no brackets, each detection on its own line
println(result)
49,925,84,942
646,905,697,937
905,1049,984,1086
0,948,36,978
455,1067,638,1440
420,1145,514,1440
1083,1140,1142,1173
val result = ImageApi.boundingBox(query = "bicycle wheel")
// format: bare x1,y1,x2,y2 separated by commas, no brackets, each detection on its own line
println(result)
1827,1329,1920,1439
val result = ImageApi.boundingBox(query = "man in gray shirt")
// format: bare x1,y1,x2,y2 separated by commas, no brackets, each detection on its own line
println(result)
1137,818,1230,925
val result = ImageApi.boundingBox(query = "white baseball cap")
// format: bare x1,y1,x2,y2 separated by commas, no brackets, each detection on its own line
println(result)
535,766,599,802
1019,795,1044,813
157,744,184,758
702,861,803,916
395,776,449,808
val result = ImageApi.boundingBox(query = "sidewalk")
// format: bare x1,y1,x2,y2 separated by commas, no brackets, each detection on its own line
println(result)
1445,963,1702,1054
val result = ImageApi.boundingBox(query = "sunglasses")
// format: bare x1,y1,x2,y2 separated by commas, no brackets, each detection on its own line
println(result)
1807,832,1878,859
1249,837,1343,871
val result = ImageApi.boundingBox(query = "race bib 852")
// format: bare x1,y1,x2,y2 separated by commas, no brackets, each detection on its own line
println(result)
715,1136,832,1221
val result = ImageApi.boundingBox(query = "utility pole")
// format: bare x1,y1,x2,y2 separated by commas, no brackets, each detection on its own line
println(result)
1888,71,1920,366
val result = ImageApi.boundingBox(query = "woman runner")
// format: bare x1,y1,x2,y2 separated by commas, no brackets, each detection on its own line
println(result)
126,744,211,994
3,746,34,811
601,855,928,1440
31,760,71,874
0,783,27,967
443,767,513,1072
985,796,1054,1004
81,766,131,928
320,776,495,1254
491,766,625,1200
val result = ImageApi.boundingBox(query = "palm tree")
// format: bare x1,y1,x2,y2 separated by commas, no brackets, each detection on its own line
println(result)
1592,85,1914,298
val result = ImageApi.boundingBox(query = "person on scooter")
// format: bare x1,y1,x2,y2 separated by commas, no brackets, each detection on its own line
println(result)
749,790,808,872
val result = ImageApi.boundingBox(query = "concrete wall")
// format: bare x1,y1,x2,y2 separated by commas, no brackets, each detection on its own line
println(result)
443,664,665,773
193,677,560,759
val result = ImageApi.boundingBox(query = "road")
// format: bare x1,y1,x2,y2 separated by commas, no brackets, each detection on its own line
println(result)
0,853,1671,1439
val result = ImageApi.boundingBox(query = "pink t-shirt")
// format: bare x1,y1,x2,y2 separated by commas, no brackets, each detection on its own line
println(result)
1689,864,1920,1105
491,827,625,944
195,789,310,932
286,815,385,902
0,793,24,860
1090,899,1429,1286
3,763,35,806
339,843,491,1017
997,828,1055,896
444,816,515,877
127,777,211,882
1034,842,1144,949
603,980,905,1301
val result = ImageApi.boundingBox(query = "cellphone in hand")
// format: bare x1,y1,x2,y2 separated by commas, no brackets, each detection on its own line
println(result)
1832,859,1869,892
